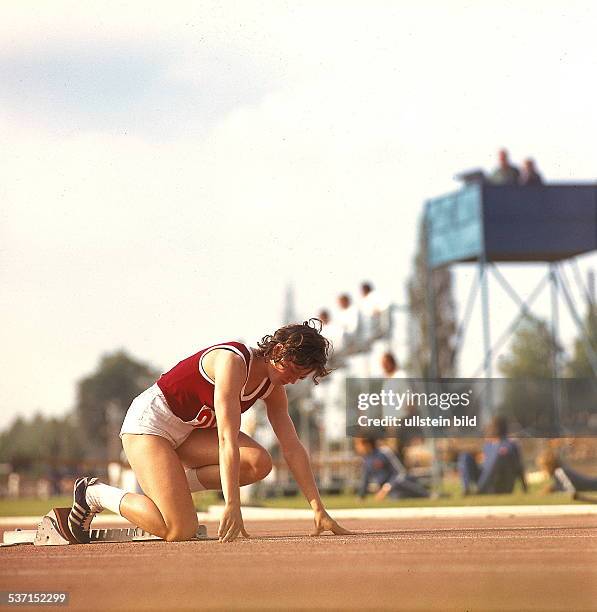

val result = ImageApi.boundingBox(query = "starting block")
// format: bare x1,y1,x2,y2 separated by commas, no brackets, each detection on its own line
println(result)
2,507,208,547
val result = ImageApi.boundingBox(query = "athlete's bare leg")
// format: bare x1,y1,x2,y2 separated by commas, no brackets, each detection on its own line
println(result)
120,433,199,541
175,429,272,489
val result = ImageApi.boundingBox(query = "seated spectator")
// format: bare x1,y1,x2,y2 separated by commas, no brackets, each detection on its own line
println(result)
489,148,520,185
458,416,527,495
537,449,597,495
397,404,425,465
354,437,429,500
519,158,543,185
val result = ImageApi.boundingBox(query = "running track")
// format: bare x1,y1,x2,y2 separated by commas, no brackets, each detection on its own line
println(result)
1,515,596,611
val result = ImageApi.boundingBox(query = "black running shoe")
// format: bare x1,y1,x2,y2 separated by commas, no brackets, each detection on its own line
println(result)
68,477,99,544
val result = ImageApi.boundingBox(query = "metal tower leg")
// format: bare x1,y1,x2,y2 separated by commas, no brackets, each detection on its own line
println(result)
480,257,493,421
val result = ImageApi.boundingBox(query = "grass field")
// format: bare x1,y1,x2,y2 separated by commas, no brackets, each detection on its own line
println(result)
257,479,576,509
259,489,576,509
0,482,577,517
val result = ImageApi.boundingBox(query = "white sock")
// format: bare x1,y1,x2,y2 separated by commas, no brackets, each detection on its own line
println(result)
185,468,206,492
86,482,127,515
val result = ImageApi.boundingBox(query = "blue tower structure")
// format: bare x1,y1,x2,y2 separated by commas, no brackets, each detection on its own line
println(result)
424,182,597,383
427,184,596,268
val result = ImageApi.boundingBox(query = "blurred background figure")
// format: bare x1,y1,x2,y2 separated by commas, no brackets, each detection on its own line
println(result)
317,308,343,355
379,351,426,464
336,293,360,353
381,351,403,379
7,472,21,498
537,449,597,496
318,308,330,326
519,158,543,185
489,148,520,185
458,416,527,495
354,437,429,500
396,404,426,466
359,281,390,343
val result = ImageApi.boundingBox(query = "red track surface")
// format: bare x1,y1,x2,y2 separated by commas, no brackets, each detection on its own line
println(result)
1,515,596,611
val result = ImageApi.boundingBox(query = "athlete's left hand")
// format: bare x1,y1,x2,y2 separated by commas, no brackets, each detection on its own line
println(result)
310,509,353,536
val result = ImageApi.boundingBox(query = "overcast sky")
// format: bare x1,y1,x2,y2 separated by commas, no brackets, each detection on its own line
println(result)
1,1,596,430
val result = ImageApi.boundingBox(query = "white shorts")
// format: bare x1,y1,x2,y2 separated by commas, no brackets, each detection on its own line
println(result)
119,384,198,449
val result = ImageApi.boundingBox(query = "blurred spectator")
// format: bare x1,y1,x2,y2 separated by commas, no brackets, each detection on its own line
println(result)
36,477,51,500
381,351,404,378
359,281,390,341
397,405,425,465
7,472,20,497
318,309,330,326
354,437,429,500
318,308,343,352
537,449,597,495
380,352,424,463
48,465,62,496
336,293,360,352
458,416,527,495
489,149,520,185
519,158,543,186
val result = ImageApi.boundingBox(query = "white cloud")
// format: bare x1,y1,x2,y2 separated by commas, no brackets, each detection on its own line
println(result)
1,1,596,427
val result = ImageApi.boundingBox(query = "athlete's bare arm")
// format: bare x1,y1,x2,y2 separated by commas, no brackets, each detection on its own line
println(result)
265,385,352,536
212,350,250,542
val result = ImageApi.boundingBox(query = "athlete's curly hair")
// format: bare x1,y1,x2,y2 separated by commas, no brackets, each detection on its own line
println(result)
256,318,332,384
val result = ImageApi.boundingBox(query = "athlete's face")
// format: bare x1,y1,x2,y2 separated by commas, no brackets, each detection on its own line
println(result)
268,358,313,386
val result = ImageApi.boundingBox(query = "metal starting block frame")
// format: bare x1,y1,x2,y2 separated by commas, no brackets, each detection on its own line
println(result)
2,507,208,547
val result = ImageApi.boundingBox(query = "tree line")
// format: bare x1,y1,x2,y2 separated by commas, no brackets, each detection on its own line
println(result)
1,234,595,473
0,351,159,474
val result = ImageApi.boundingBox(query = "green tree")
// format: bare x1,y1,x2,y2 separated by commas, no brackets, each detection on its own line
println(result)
566,302,597,377
407,217,457,377
498,316,558,378
0,416,33,471
497,316,560,434
0,413,85,474
75,350,160,455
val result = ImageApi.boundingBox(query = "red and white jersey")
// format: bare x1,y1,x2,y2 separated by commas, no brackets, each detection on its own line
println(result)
157,341,274,428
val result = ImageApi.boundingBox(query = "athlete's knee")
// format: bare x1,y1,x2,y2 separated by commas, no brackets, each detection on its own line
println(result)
164,516,199,542
251,449,273,481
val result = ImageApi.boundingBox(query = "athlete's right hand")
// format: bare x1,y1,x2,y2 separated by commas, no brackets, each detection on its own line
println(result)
218,503,250,543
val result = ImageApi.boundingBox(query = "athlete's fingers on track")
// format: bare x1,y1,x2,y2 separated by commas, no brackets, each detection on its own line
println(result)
221,524,240,543
218,518,232,540
228,527,241,542
330,521,353,535
309,519,352,537
220,526,233,542
241,526,251,538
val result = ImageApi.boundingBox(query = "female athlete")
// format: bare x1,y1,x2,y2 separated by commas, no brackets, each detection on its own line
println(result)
68,319,350,543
